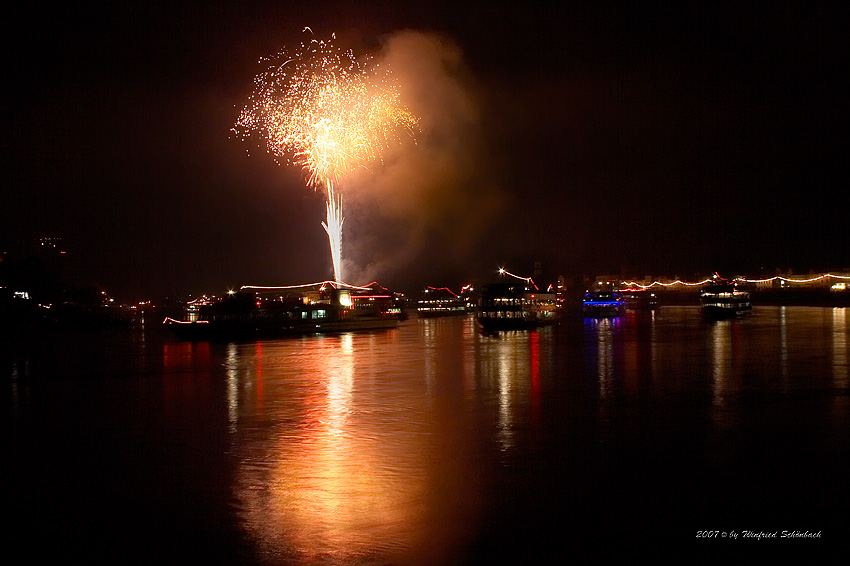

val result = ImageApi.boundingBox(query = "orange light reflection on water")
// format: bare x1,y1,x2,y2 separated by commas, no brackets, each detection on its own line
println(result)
230,332,436,564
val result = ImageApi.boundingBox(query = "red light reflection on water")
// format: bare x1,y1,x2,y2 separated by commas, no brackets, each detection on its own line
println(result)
529,330,541,425
162,341,209,369
161,341,212,406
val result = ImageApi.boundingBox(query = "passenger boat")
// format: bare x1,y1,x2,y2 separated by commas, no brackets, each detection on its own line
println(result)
164,283,402,341
623,289,660,310
582,290,626,316
700,282,751,319
416,287,468,318
476,282,559,331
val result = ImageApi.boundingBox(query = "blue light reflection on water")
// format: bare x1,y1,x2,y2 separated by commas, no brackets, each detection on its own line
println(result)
5,306,850,563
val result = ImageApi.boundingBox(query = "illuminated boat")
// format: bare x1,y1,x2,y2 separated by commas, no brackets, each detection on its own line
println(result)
164,284,402,341
476,282,559,331
416,287,468,318
700,282,751,319
623,289,660,310
582,290,626,316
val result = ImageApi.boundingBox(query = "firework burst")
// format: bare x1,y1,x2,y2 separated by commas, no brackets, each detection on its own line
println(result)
233,31,418,283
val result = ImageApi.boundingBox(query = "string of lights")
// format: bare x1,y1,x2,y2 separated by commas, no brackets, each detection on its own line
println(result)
622,278,714,289
426,286,459,297
498,268,538,289
622,273,850,289
738,273,850,284
240,280,378,292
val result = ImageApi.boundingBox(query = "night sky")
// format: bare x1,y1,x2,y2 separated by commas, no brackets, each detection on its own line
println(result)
4,1,848,301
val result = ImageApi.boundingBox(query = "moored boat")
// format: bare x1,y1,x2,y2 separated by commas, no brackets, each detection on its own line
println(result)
416,286,468,318
700,282,751,319
623,289,660,310
164,283,402,341
583,290,625,316
476,282,559,331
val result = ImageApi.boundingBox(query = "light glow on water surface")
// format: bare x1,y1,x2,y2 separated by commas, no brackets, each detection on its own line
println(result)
8,307,850,564
224,327,479,563
162,309,850,561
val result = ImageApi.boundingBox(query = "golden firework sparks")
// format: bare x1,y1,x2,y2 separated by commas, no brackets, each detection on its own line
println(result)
233,32,417,282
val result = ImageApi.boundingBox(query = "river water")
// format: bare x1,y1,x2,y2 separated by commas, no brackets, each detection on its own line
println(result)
6,306,849,563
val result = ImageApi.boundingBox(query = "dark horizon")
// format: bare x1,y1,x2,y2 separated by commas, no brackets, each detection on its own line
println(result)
4,1,848,302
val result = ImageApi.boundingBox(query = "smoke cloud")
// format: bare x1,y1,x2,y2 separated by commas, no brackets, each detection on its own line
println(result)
342,30,505,288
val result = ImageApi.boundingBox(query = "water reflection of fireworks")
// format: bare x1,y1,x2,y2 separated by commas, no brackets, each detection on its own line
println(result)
233,31,418,283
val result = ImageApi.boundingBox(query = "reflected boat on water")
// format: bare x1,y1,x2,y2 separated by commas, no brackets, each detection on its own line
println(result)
700,281,751,319
165,283,402,341
623,289,660,311
582,290,625,317
416,286,468,318
476,282,559,331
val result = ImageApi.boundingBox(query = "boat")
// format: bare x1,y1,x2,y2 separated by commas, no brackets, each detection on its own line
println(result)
476,282,559,331
700,281,751,319
416,287,468,318
623,289,660,310
164,283,403,341
583,289,625,316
